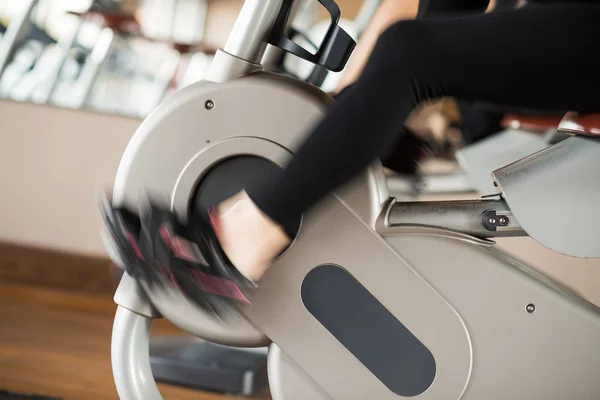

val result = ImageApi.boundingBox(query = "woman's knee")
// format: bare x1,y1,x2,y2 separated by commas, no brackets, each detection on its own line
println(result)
360,20,443,104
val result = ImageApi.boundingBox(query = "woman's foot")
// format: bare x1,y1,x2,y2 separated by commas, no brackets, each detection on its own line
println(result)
214,191,291,283
99,190,291,320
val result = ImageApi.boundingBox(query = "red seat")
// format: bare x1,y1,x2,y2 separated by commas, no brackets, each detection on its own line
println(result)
558,112,600,137
500,114,564,133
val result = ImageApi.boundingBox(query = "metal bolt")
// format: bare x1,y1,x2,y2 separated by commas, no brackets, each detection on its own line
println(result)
526,304,536,313
499,217,508,225
488,217,496,225
205,100,215,110
413,181,426,192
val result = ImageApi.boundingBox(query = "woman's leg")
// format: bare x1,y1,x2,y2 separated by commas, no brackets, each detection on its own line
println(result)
216,4,600,282
336,0,499,94
335,0,420,94
336,0,427,178
335,0,507,176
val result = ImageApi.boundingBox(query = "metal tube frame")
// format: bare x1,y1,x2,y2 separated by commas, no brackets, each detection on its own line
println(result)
71,26,117,108
222,0,283,65
41,18,84,104
384,198,525,238
112,306,161,399
0,0,39,80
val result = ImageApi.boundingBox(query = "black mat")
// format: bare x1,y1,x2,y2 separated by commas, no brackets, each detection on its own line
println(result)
0,391,60,400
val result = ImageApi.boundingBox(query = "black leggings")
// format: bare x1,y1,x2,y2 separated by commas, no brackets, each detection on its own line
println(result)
248,3,600,231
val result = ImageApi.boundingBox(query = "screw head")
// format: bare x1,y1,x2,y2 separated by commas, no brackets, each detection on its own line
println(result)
488,218,496,225
413,181,426,192
499,217,508,225
526,304,536,313
205,100,215,110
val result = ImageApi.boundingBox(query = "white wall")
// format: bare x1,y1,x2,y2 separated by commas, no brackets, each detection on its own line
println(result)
0,99,140,256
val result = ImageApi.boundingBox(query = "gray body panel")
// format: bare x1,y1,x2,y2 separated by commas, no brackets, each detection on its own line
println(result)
387,234,600,400
242,195,472,400
456,129,550,195
492,136,600,258
268,231,600,399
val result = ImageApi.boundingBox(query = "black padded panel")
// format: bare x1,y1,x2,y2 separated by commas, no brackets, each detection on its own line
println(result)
192,156,301,238
301,264,436,397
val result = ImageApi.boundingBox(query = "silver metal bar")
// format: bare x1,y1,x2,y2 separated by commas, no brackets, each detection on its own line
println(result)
153,50,182,107
195,0,208,42
207,0,285,82
9,41,56,102
112,274,162,399
112,306,163,400
386,199,526,238
41,18,83,103
168,0,179,41
222,0,284,64
0,40,44,97
0,0,38,80
260,44,285,72
71,26,116,108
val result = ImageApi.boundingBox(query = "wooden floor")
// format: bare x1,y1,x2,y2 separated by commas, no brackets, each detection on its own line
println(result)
0,282,270,400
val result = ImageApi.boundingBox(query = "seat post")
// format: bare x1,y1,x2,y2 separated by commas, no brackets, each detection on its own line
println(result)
222,0,284,65
207,0,285,83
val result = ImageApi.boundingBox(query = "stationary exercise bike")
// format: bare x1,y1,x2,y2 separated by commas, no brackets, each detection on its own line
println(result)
108,0,600,399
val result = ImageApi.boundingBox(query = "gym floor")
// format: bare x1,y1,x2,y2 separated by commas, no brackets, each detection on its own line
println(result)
0,282,271,400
